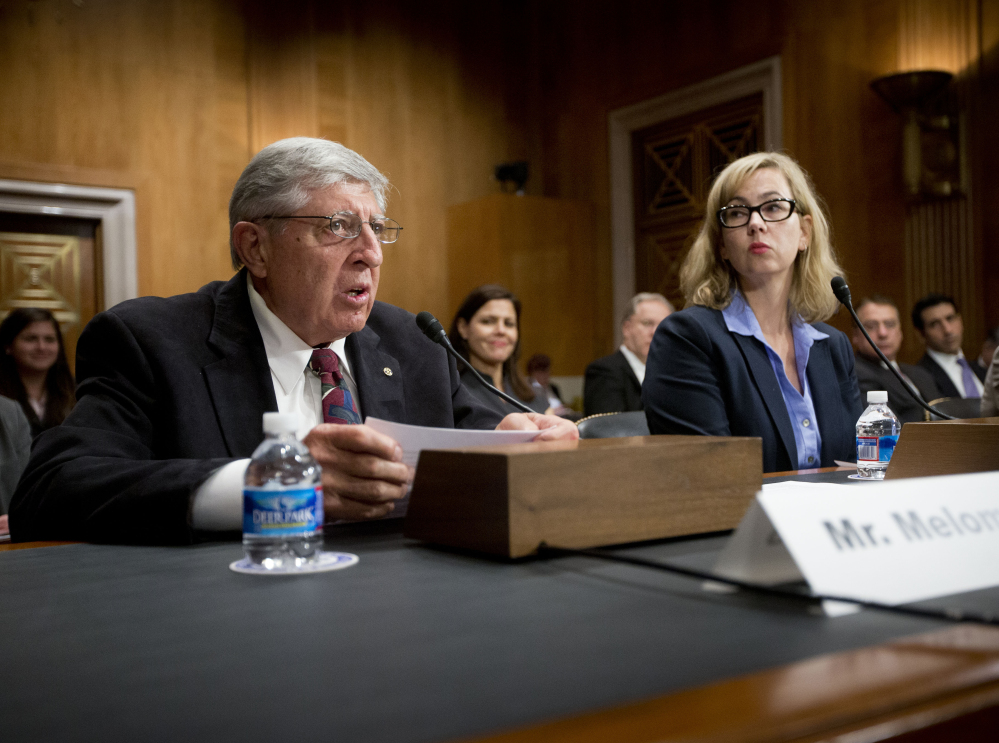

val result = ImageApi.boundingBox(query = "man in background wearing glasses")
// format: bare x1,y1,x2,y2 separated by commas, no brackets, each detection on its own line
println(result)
11,137,576,544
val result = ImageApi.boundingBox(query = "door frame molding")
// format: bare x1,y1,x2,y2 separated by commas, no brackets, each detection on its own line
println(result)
0,179,138,309
607,56,782,339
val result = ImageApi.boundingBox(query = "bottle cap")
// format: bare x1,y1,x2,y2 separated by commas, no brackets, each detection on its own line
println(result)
262,412,301,435
867,391,888,404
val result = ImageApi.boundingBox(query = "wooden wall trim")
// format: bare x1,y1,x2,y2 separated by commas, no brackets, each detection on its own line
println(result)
463,625,999,743
607,56,782,339
0,177,137,308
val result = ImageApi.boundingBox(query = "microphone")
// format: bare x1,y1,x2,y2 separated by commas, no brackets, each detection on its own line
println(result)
830,275,852,307
830,277,955,421
415,311,447,345
415,311,535,414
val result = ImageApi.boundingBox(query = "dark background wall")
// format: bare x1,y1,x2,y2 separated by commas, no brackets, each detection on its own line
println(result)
0,0,994,370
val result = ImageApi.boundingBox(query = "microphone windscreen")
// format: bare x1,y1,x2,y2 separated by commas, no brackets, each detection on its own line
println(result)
415,311,445,342
830,276,852,306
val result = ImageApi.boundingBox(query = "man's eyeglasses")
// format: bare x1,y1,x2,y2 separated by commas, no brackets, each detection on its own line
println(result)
261,212,403,244
717,198,796,228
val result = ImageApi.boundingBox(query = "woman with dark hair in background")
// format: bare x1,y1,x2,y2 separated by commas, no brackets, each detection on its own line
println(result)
449,285,549,416
0,308,76,437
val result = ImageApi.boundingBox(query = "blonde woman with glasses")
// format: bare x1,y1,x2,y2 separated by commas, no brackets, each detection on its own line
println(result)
643,152,861,473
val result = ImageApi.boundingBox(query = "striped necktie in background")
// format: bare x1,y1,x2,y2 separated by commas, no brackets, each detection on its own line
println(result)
310,348,361,424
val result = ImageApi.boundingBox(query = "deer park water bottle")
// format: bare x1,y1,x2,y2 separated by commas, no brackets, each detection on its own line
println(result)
242,412,323,570
855,391,901,480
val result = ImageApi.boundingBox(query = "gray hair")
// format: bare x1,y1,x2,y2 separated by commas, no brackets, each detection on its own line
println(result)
228,137,391,269
622,292,674,324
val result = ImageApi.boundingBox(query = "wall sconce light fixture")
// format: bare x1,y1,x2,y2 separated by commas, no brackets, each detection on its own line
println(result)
870,70,962,199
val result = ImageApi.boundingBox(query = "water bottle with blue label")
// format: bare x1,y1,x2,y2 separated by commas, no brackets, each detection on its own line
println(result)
855,390,901,480
242,412,323,570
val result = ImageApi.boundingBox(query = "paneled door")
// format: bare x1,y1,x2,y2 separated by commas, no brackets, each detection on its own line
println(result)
0,213,101,373
632,93,763,308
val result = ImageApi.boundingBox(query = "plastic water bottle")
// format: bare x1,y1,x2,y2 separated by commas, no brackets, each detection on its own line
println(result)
855,391,901,480
242,412,324,570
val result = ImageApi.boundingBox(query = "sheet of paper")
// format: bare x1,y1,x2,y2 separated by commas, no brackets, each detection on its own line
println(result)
365,417,540,469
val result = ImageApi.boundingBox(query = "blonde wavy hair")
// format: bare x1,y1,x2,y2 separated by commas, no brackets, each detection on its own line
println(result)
678,151,843,323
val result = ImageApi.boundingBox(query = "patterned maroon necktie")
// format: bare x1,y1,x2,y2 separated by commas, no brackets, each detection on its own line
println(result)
310,348,361,424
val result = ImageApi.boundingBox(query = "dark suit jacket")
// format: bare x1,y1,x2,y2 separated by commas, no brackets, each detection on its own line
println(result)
853,355,940,424
10,270,503,544
458,367,548,417
0,395,31,515
644,306,863,473
917,352,985,399
584,350,643,415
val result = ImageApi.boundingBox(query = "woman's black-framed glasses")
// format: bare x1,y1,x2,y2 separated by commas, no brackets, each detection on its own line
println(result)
261,212,403,243
717,199,796,228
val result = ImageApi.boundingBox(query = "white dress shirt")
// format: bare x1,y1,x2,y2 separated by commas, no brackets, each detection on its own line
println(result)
926,348,984,398
190,276,360,531
619,344,646,385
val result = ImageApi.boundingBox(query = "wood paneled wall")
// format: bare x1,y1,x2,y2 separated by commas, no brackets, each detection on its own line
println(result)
897,0,986,362
980,1,999,338
529,0,996,365
0,0,540,324
1,0,994,372
0,0,248,299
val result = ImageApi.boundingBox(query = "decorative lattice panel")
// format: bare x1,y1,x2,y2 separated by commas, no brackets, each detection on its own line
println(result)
0,232,82,332
633,93,763,307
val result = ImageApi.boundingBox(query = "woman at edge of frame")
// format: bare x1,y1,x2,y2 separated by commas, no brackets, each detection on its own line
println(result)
0,307,76,438
643,151,862,473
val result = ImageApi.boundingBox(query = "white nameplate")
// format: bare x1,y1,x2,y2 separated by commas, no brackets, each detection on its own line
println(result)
713,471,999,616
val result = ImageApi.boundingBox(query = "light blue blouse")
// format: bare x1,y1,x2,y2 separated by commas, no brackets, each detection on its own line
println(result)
721,291,828,468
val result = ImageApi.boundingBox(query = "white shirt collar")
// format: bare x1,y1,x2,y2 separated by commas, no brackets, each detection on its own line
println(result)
926,347,965,366
246,275,352,396
619,344,646,384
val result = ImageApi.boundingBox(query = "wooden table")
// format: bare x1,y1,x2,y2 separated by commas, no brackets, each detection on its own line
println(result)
3,469,997,742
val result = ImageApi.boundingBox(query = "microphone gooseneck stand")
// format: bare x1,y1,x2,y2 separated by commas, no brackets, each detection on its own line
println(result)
830,277,956,421
415,311,535,414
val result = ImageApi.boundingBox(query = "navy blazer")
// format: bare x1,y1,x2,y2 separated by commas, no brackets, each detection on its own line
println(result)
644,306,862,473
10,270,503,544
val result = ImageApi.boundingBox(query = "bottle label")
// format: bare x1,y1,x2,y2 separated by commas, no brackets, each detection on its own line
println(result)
856,435,899,463
243,486,324,537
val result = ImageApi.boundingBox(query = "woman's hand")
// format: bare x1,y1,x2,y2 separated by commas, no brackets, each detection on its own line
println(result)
496,413,580,441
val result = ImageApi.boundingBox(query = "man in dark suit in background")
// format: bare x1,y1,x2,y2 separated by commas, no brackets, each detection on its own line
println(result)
912,293,984,399
11,137,576,544
584,293,672,415
850,295,939,423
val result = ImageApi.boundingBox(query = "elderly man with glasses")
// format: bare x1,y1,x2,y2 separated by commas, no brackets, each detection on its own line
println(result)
10,138,576,544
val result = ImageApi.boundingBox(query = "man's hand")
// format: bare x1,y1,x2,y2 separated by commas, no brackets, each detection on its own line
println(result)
496,412,580,441
303,424,412,521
